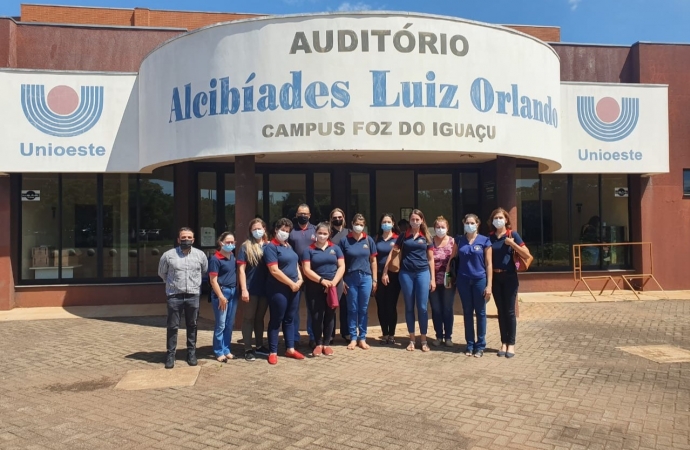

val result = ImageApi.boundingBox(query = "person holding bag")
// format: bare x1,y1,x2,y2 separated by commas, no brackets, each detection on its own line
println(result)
429,216,456,348
302,222,345,357
374,213,401,345
488,207,532,359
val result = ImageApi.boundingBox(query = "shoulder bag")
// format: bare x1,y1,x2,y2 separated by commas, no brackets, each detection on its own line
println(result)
388,240,402,273
509,230,534,272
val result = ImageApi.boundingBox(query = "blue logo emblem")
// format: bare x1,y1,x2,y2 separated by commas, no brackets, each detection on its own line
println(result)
577,96,639,142
21,84,104,137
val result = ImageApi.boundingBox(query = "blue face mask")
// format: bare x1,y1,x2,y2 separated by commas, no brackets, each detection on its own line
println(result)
222,244,235,252
381,223,393,231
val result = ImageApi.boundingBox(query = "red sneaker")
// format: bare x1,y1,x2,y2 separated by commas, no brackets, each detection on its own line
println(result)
323,346,334,356
268,353,278,365
312,346,323,357
285,350,305,360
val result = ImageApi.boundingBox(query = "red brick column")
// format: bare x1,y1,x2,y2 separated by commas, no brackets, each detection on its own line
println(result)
0,177,15,310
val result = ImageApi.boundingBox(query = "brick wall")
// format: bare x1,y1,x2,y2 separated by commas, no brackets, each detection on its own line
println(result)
19,4,560,42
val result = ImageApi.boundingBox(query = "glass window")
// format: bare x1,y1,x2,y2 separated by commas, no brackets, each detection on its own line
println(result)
516,167,540,250
540,174,569,268
139,167,175,277
313,172,332,224
684,170,690,197
346,172,371,230
601,175,630,268
573,174,601,268
198,172,217,248
418,174,453,232
268,174,306,225
62,174,98,279
375,170,412,229
21,175,59,280
459,172,480,220
103,174,137,278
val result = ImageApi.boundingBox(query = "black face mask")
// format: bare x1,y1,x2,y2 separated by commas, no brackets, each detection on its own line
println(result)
331,218,343,227
179,239,193,249
297,216,310,225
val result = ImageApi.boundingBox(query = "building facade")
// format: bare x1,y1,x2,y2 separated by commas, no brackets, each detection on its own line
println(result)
0,5,686,310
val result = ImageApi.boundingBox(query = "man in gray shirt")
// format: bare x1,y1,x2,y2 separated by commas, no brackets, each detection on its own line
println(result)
158,227,209,369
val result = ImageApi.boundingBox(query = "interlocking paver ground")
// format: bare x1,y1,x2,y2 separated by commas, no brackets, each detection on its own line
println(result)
1,300,689,449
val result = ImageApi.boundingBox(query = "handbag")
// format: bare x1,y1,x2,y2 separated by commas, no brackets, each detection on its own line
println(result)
327,285,339,309
388,239,402,273
509,230,534,272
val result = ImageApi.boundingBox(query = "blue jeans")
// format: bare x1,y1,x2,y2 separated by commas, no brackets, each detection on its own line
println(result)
398,269,431,335
344,271,373,340
457,278,487,352
210,286,238,357
268,284,300,354
429,282,455,340
293,290,315,343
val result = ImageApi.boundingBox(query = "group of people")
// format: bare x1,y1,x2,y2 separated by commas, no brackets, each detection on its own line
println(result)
157,205,531,368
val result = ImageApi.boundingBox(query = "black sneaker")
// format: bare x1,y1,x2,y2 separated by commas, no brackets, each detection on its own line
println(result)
165,354,175,369
186,353,198,366
245,350,256,362
255,346,270,356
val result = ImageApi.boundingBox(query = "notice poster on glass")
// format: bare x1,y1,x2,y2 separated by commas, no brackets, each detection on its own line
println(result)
200,227,216,247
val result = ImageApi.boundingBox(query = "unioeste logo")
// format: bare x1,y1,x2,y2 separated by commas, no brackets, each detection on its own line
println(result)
577,96,639,142
21,84,104,137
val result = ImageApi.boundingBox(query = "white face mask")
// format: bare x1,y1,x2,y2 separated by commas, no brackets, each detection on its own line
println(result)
316,233,329,242
353,225,365,233
493,218,506,229
410,221,421,229
435,228,447,238
464,223,477,234
276,230,290,242
251,229,265,240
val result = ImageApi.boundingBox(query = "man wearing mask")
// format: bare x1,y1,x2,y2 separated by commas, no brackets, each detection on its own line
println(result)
329,208,351,341
288,204,317,349
158,227,209,369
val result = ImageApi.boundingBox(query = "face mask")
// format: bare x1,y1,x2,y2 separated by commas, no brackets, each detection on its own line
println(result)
331,218,343,227
435,228,447,238
464,224,477,234
493,219,506,229
222,244,235,252
297,215,310,225
353,225,365,233
410,222,421,229
381,223,393,231
251,229,265,240
316,233,329,242
276,230,290,242
179,239,193,249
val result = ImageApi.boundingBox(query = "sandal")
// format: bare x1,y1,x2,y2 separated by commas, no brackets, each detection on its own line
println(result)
216,355,228,363
225,353,236,360
389,336,396,345
406,341,416,351
358,340,370,350
421,341,430,352
347,340,357,350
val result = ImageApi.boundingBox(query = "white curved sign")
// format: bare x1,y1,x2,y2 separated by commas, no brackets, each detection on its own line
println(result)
138,13,563,171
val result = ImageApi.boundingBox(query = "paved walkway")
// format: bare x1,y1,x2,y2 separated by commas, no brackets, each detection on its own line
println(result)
1,299,689,449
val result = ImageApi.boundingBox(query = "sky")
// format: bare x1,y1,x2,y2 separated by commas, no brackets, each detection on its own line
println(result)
0,0,688,45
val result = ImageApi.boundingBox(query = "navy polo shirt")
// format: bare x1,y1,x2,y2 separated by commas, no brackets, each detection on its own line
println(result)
339,232,377,274
490,230,525,272
456,234,491,280
289,223,317,263
375,233,399,275
395,231,432,273
208,251,237,288
237,242,268,296
302,242,344,280
264,239,300,289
